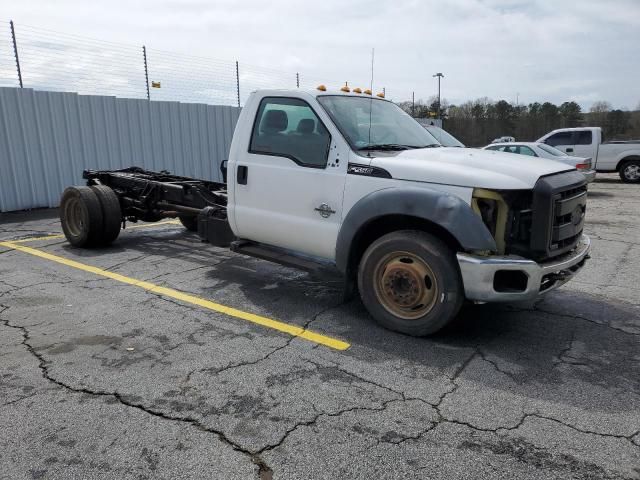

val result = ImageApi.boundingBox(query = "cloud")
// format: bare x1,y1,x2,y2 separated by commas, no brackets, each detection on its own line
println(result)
4,0,639,109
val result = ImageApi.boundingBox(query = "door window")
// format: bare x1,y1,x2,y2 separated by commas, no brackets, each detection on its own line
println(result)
519,146,537,156
250,97,331,168
575,131,592,145
545,131,574,146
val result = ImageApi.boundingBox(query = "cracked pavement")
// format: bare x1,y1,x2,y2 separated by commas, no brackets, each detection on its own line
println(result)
0,174,639,479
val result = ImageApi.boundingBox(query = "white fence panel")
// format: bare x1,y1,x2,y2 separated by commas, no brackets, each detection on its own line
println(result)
0,87,240,212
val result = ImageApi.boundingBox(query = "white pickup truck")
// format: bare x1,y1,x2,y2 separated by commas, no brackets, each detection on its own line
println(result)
59,88,591,336
537,127,640,182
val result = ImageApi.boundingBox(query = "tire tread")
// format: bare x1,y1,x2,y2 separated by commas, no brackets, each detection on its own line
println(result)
59,186,104,247
90,185,122,245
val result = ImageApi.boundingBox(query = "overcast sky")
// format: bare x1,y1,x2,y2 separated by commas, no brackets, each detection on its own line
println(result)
4,0,640,109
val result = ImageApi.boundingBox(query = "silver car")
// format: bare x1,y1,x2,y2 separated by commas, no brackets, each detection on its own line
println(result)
483,142,596,183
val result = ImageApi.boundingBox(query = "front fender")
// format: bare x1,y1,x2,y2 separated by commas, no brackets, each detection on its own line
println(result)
335,186,497,273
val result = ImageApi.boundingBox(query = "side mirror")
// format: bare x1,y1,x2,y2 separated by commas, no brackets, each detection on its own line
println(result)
220,160,228,183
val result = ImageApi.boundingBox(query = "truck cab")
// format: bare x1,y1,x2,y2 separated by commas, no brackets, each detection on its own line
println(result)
223,89,590,334
60,88,592,336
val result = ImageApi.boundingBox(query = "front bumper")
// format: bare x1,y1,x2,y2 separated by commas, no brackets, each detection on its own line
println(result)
457,235,591,302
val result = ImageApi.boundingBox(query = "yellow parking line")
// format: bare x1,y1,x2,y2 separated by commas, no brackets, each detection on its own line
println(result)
6,220,182,244
9,234,65,243
0,241,350,351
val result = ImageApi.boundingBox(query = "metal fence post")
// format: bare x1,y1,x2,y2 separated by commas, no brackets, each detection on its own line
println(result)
142,45,150,100
10,20,23,88
296,72,299,88
235,61,240,107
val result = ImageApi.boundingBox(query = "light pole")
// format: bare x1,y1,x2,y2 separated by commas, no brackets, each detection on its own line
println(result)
433,72,444,118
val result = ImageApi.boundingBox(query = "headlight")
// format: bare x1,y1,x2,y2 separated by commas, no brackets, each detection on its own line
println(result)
471,189,508,254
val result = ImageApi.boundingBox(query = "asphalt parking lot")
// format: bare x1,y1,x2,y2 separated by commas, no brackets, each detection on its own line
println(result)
1,174,639,480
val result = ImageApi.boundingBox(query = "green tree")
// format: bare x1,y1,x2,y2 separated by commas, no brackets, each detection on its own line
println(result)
494,100,516,134
471,99,488,120
559,101,582,127
606,110,631,137
425,95,449,119
528,102,542,117
540,102,560,132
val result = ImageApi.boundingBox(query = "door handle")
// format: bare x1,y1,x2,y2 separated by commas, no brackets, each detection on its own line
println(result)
566,148,574,153
237,165,248,185
314,203,336,218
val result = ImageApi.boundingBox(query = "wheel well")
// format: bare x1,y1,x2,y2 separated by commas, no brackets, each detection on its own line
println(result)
346,215,462,277
616,156,640,171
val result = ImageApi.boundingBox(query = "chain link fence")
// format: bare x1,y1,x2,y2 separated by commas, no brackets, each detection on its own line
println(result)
1,20,390,107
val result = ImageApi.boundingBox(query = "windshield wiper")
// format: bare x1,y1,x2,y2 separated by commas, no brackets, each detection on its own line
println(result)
417,143,442,148
358,144,422,151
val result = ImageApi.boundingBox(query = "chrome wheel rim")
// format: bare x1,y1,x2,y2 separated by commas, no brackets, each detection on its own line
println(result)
624,164,640,180
373,251,438,320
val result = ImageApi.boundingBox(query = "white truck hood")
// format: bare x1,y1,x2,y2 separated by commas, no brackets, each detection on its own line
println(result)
368,147,573,190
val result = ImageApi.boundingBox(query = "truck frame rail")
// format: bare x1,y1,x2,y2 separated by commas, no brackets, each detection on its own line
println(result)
83,167,233,246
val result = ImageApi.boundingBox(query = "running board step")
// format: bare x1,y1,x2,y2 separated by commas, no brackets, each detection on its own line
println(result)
230,240,338,274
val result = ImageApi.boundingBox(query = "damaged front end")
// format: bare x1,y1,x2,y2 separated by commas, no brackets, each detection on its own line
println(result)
459,171,590,301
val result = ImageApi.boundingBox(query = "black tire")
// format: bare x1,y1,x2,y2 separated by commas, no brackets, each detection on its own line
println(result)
90,185,122,245
59,186,104,247
619,159,640,183
179,215,198,232
357,230,464,336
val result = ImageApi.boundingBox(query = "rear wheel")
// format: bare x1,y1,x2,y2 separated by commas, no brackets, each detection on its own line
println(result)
619,160,640,183
358,230,464,336
179,215,198,232
59,186,104,247
90,185,122,245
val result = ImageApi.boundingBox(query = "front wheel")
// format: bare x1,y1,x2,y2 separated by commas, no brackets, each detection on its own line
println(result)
357,231,464,336
619,160,640,183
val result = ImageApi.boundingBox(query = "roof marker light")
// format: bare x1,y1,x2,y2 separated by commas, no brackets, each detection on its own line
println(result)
353,87,362,94
317,84,327,91
363,89,372,95
376,92,385,98
340,83,350,93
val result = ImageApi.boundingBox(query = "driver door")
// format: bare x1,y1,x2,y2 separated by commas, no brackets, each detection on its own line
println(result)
232,96,348,261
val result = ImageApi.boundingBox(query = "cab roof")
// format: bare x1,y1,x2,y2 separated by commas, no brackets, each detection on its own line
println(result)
251,88,391,101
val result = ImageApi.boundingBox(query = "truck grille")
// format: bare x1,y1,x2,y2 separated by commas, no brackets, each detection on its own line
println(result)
551,186,587,252
508,171,587,261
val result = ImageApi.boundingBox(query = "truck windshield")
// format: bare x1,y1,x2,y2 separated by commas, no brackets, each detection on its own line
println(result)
317,96,440,151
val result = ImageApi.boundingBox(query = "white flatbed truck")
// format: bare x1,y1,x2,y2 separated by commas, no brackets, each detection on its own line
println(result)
59,88,591,336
